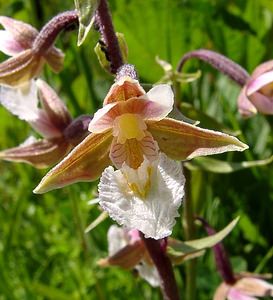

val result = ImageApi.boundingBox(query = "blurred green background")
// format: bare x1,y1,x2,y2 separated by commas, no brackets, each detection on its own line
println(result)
0,0,273,299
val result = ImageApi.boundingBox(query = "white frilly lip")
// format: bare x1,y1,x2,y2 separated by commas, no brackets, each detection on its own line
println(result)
99,153,185,239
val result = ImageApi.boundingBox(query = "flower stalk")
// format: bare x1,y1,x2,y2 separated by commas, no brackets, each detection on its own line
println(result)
33,10,79,55
140,233,180,300
96,0,124,74
177,49,249,87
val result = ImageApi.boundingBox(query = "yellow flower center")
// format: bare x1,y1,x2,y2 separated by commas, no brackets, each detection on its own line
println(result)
113,113,146,144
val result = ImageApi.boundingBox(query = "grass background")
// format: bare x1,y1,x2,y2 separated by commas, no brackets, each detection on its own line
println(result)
0,0,273,299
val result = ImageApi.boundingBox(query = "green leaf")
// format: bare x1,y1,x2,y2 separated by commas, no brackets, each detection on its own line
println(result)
184,155,273,173
167,217,239,263
74,0,99,46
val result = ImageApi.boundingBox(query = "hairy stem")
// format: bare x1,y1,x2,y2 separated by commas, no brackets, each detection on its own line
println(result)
177,49,249,86
96,0,123,74
140,234,180,300
33,10,79,54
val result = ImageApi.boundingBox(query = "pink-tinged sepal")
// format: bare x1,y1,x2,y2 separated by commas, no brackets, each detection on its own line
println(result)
33,131,113,193
0,137,71,168
44,47,65,73
147,118,248,160
237,87,257,118
0,16,38,54
36,79,72,130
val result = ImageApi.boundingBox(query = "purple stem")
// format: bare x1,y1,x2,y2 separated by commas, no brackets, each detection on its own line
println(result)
96,0,123,74
177,49,249,86
196,217,236,284
140,233,180,300
33,10,79,55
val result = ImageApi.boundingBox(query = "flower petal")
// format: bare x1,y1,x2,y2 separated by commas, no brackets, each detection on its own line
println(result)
0,80,39,121
0,138,71,168
88,102,120,133
213,282,230,300
0,30,25,56
249,91,273,115
251,60,273,78
33,131,113,193
237,87,257,118
98,153,185,239
148,118,248,160
36,79,72,130
103,76,145,105
227,288,258,300
44,47,65,73
110,133,158,169
135,262,161,287
234,277,273,297
0,49,44,86
0,16,38,50
145,84,174,119
247,70,273,96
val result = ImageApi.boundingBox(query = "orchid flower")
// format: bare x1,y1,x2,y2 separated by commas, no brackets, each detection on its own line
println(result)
0,11,78,86
34,75,248,193
98,225,161,287
0,79,90,168
238,60,273,117
214,274,273,300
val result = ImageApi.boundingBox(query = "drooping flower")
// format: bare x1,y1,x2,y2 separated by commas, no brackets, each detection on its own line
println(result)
214,274,273,300
238,60,273,117
0,79,90,168
98,225,161,287
34,75,248,193
0,11,78,86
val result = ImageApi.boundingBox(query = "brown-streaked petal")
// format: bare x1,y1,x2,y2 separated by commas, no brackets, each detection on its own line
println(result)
147,118,248,161
36,79,72,130
0,138,71,168
103,77,145,105
98,242,145,269
33,131,113,193
234,277,273,297
44,47,65,73
213,282,230,300
0,49,44,85
0,16,38,50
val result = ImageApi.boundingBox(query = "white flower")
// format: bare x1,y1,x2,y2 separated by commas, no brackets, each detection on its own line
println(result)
98,153,185,239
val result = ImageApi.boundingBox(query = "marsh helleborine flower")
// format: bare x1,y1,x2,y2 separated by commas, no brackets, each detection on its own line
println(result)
98,225,161,287
34,76,247,238
238,60,273,117
0,79,90,168
34,75,248,193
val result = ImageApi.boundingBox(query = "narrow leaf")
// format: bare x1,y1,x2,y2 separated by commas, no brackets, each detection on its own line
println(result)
184,155,273,173
167,217,239,259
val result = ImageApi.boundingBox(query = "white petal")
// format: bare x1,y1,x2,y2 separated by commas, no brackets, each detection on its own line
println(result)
135,261,161,287
145,84,174,120
0,30,25,56
0,80,39,121
107,225,129,256
19,135,38,146
99,153,185,239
